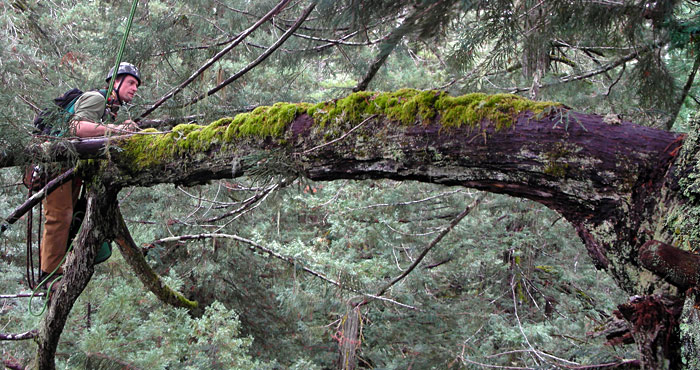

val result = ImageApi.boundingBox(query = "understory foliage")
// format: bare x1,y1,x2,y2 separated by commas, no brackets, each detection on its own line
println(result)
2,0,700,368
1,168,629,368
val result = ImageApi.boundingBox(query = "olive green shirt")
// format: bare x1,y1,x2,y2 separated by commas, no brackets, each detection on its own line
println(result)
72,91,107,123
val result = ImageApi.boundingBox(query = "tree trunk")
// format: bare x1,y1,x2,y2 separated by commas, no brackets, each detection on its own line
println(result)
33,183,119,369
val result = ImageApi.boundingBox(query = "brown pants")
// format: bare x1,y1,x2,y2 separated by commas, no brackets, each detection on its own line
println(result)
40,177,82,274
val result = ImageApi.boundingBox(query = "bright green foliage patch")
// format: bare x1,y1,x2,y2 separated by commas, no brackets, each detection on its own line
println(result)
121,90,560,170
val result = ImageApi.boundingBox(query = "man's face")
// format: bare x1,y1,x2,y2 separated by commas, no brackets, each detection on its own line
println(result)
116,75,139,103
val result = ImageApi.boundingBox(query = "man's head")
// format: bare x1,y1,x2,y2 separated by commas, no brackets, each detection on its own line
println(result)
106,62,141,103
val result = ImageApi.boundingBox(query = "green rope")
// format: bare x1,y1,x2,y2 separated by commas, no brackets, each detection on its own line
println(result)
28,244,72,316
105,0,139,103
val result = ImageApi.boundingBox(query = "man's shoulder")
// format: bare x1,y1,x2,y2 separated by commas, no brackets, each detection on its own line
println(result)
73,90,106,122
74,91,106,109
77,90,106,102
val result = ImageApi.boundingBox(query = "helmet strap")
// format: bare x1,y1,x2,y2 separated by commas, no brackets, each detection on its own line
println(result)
113,78,126,106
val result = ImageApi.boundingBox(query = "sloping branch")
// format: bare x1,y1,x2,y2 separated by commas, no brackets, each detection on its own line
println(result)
112,207,198,311
137,0,293,119
182,3,316,107
665,52,700,130
0,330,37,341
352,2,448,92
373,197,482,298
1,168,74,236
149,233,417,310
509,40,667,93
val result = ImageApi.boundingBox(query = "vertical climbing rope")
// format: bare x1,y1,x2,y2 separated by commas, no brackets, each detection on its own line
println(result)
105,0,139,102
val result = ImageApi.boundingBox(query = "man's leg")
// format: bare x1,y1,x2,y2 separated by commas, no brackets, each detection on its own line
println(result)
40,177,81,275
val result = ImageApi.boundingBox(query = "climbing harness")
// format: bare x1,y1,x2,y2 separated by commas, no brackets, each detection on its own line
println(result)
21,0,140,312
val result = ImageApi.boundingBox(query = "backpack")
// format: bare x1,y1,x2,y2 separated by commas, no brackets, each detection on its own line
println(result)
33,88,106,136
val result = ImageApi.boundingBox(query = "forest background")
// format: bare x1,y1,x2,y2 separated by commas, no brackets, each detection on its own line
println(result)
1,0,699,369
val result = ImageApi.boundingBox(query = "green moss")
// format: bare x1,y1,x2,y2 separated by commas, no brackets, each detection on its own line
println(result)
120,90,561,170
309,89,559,129
122,102,309,169
535,265,556,274
437,93,558,130
224,102,308,139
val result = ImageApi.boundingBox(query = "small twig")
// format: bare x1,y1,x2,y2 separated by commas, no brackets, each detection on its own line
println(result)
138,0,294,119
203,184,278,223
373,197,482,299
508,40,666,94
0,330,38,341
460,356,534,369
299,114,377,155
183,2,316,107
342,189,464,214
0,292,46,299
150,232,418,310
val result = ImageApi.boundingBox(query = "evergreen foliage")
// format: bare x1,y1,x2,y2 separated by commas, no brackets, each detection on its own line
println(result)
1,0,700,368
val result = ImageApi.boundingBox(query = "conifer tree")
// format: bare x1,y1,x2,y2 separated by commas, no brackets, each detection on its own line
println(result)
2,1,700,369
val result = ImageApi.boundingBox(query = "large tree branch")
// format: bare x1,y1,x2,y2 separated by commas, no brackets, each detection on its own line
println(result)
3,90,688,297
7,89,694,369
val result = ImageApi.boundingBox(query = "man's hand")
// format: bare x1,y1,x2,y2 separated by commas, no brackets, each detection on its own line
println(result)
121,120,140,132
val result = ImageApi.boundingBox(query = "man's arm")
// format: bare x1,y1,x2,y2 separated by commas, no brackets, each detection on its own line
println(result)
73,120,137,137
71,92,137,137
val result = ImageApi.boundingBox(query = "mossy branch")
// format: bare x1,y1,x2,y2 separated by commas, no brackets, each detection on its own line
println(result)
112,208,198,311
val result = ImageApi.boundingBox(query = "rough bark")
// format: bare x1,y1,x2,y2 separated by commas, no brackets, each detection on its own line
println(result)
640,240,700,289
337,306,362,370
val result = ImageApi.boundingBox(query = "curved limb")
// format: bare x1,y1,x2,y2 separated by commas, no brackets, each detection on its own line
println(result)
111,206,198,311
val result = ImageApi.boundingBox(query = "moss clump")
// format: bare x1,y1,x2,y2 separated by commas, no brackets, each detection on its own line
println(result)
224,102,309,140
543,144,572,177
122,102,309,169
310,89,559,130
437,93,559,130
665,120,700,250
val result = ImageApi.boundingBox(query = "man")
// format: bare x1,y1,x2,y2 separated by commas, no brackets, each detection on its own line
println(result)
39,62,141,284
